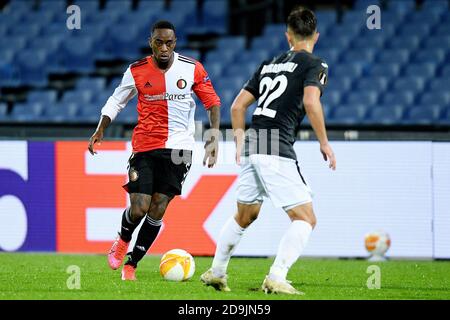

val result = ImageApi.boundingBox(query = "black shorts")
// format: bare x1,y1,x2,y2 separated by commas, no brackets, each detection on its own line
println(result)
123,149,192,197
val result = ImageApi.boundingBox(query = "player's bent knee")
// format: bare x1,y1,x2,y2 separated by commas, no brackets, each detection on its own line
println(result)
236,202,261,228
287,202,317,228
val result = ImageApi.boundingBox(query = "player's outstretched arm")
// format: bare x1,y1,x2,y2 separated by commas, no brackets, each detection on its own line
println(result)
231,89,256,165
303,86,336,170
88,115,111,155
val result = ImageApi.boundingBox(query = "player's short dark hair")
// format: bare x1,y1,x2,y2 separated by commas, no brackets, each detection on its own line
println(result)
287,7,317,38
151,20,176,34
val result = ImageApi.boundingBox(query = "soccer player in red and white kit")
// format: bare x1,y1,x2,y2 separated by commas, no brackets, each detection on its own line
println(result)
88,21,221,281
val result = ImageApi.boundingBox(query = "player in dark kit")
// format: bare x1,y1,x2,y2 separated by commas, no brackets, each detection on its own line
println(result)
88,21,221,281
201,7,336,294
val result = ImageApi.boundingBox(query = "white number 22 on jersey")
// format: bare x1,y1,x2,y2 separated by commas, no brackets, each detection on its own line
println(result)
254,75,288,118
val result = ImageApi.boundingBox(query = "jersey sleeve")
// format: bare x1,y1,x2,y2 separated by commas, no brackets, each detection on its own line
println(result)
193,62,221,109
101,67,137,121
303,59,329,95
243,63,264,99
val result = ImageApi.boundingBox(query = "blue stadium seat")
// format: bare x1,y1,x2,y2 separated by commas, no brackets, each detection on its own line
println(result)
137,0,165,11
313,49,341,66
115,104,138,124
329,21,362,36
0,37,27,52
4,0,34,12
27,90,58,105
235,50,272,65
84,10,121,25
428,77,450,92
0,49,14,64
21,11,55,25
263,24,285,36
422,0,449,13
376,49,410,65
203,62,223,79
404,105,442,125
0,103,7,117
44,103,80,122
345,91,379,106
107,77,122,91
76,77,106,92
419,92,450,107
386,35,421,50
412,49,446,64
251,36,281,52
331,104,368,125
382,91,416,107
9,23,41,38
398,24,431,38
406,10,443,26
217,36,245,51
353,0,380,9
321,90,341,107
325,76,353,92
340,49,375,63
78,104,103,122
331,63,363,78
351,37,385,50
62,90,94,105
223,62,259,79
315,10,337,33
368,63,400,78
16,50,48,86
105,24,142,59
179,50,201,61
423,36,450,50
366,105,405,125
60,36,95,72
393,77,425,92
171,0,197,14
205,50,236,65
104,0,132,11
202,0,228,29
355,77,388,91
93,91,113,106
11,102,46,119
403,63,436,78
38,0,67,13
388,0,416,14
441,65,450,77
215,77,246,96
439,107,450,125
73,0,100,12
319,34,352,50
434,25,450,36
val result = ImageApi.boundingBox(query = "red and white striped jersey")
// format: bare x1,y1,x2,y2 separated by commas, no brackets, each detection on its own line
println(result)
101,52,221,153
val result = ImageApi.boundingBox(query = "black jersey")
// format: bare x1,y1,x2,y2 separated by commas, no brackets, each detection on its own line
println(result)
243,49,328,160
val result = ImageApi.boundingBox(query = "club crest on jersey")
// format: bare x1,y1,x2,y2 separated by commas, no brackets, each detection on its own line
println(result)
129,168,139,182
177,79,187,89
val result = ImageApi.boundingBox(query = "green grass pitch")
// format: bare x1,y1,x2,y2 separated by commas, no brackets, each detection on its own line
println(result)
0,253,449,300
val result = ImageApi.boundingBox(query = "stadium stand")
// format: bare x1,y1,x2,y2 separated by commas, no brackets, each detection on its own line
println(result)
0,0,449,129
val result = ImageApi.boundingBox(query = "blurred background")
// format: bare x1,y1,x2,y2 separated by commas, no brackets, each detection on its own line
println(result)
0,0,449,140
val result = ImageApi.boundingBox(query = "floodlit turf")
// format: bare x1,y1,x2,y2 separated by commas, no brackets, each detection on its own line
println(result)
0,253,449,300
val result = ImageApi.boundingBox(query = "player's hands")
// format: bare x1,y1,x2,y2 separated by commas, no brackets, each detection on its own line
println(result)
203,136,218,168
88,130,104,155
320,143,336,170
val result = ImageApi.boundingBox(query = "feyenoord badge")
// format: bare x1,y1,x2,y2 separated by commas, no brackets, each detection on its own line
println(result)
177,79,187,89
129,168,139,182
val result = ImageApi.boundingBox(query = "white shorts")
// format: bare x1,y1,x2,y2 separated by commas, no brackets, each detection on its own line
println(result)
236,154,313,211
